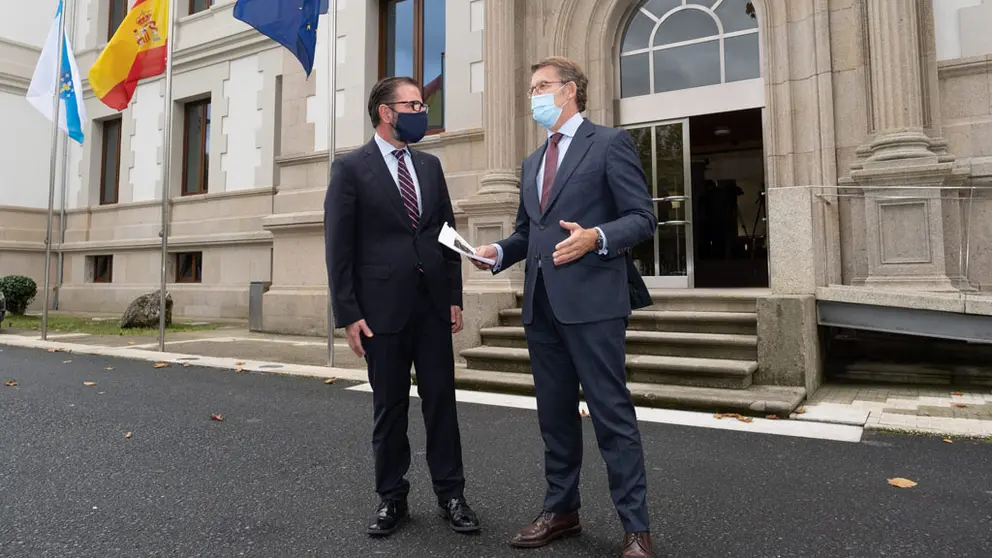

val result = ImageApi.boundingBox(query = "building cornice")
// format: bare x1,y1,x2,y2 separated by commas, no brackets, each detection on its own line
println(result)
937,55,992,79
0,37,41,95
58,230,273,253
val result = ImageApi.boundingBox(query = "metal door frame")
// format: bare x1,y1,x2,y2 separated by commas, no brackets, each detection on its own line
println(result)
622,118,694,289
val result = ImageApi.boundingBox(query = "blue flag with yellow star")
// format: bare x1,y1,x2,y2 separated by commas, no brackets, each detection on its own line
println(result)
234,0,329,77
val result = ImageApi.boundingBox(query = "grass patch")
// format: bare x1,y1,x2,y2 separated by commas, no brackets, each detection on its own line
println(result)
2,314,221,336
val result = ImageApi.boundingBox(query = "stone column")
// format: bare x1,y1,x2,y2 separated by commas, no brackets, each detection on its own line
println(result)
862,0,934,164
477,0,519,195
454,0,524,362
849,0,971,291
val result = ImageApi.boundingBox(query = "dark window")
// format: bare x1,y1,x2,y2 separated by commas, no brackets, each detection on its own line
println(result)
100,118,122,205
182,99,210,196
108,0,127,41
176,252,203,283
189,0,213,15
380,0,445,133
93,256,113,283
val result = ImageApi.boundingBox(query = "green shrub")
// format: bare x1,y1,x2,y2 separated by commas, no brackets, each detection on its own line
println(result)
0,275,38,315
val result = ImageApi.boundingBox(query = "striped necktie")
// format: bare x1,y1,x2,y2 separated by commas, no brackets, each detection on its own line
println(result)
393,149,419,229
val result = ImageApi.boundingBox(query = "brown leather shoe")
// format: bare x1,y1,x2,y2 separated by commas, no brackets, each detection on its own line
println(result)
621,531,653,557
508,510,581,548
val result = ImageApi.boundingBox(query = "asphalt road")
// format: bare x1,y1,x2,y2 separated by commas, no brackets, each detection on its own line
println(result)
1,345,990,558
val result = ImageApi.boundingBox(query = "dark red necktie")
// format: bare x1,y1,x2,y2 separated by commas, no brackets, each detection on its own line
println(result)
393,150,419,229
540,133,564,212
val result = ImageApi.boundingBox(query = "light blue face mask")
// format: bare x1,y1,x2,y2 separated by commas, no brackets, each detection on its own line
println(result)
530,84,568,129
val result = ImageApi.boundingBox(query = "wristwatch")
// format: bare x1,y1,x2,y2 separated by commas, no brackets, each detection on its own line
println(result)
595,229,604,252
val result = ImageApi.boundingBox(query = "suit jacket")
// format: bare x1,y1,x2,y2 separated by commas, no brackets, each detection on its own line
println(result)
324,138,462,335
496,119,657,325
627,256,652,311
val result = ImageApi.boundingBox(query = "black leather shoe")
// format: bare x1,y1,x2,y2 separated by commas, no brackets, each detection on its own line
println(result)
438,497,481,533
367,500,409,536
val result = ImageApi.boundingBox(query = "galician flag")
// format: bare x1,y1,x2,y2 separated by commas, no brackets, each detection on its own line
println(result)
26,0,86,145
89,0,170,110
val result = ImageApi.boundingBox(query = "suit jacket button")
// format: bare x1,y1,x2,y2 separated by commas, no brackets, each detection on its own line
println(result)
539,225,546,230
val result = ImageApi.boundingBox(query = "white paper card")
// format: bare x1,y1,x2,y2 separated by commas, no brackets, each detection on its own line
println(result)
438,222,496,265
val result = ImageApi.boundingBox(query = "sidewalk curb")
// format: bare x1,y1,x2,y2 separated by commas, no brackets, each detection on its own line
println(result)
0,334,368,383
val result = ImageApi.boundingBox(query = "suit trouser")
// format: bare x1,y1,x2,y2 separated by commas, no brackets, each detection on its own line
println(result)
362,276,465,504
524,271,650,533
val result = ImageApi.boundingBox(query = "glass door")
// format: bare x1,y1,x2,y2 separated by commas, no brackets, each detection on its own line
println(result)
624,119,694,288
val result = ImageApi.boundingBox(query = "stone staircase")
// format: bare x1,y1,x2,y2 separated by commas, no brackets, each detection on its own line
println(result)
457,290,806,416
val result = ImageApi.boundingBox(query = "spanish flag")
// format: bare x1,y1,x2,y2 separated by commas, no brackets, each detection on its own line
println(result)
88,0,169,110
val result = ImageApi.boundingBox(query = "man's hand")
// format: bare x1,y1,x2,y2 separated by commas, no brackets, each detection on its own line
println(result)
553,221,598,266
345,319,373,357
451,306,463,334
471,245,499,270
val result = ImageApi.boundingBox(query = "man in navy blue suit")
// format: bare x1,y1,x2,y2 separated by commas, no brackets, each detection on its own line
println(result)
325,77,481,538
474,57,657,558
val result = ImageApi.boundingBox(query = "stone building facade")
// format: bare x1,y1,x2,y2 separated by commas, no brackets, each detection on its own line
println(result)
2,0,991,400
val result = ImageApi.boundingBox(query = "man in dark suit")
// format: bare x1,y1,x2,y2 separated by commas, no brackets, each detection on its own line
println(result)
324,76,480,537
473,57,657,558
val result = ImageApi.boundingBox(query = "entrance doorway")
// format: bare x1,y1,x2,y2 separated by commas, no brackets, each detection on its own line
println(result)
625,108,767,289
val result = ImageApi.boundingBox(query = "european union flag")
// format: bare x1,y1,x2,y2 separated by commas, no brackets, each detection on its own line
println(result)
234,0,330,77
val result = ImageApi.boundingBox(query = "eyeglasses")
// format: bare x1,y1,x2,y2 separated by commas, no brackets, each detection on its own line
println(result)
528,80,566,96
386,100,429,113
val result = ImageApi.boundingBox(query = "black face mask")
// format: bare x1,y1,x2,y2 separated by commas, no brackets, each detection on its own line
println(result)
392,110,429,144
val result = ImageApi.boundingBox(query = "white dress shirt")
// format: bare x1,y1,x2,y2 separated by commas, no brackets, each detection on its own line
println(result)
374,132,422,215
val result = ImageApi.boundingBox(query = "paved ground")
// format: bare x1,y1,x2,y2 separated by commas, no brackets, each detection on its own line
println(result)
2,346,991,558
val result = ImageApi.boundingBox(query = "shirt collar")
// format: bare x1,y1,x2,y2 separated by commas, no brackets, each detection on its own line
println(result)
374,132,409,158
548,112,584,140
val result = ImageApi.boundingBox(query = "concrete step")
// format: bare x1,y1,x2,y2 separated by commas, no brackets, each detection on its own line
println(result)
498,308,757,335
460,346,756,389
480,326,757,361
453,367,805,416
514,289,761,314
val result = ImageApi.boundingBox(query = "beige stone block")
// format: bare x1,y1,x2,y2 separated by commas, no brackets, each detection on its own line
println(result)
939,72,991,121
767,25,790,86
837,193,868,284
971,121,992,158
766,0,789,28
790,77,820,155
942,123,974,159
834,146,860,180
828,5,862,72
755,294,822,395
787,0,815,24
767,187,817,294
829,0,856,12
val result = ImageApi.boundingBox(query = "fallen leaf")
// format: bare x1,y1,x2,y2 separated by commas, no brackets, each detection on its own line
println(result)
943,438,953,444
182,363,190,367
4,380,18,387
766,414,780,420
323,377,337,384
83,381,96,387
235,361,246,366
210,413,224,422
737,416,754,423
715,413,743,420
888,477,918,489
795,407,807,415
47,348,59,353
952,403,967,408
104,367,115,371
153,362,169,369
236,368,245,373
124,432,132,439
952,391,964,396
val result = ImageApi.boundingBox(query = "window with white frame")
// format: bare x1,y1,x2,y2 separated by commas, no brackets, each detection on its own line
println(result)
619,0,760,98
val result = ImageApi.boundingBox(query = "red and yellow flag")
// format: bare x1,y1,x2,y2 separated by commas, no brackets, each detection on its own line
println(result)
88,0,169,110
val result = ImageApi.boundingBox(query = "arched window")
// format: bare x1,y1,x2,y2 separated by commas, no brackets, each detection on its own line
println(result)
620,0,760,98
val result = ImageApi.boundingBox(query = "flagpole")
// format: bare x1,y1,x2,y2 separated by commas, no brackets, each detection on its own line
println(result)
56,0,76,312
326,0,338,367
41,0,69,341
158,0,179,352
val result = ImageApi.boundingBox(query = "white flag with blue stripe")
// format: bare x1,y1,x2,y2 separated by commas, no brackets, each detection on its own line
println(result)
26,0,86,145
